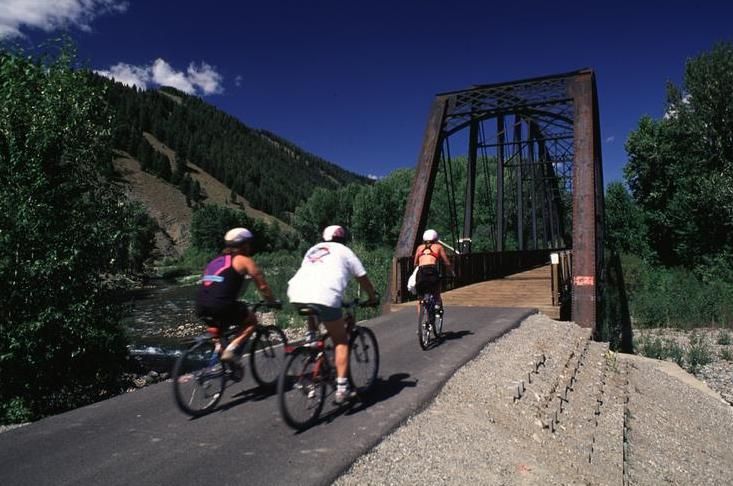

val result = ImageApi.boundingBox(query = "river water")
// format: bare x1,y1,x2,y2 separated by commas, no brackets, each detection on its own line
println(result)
122,279,201,370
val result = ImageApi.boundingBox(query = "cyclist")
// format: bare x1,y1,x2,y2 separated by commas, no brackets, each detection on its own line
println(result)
287,225,379,404
195,227,278,372
413,229,453,314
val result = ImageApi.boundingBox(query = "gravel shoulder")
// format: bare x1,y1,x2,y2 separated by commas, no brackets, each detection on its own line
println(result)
335,314,733,485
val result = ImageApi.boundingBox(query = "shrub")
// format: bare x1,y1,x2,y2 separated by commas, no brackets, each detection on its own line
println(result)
635,335,684,367
0,46,148,423
686,332,713,372
717,329,732,346
621,254,733,329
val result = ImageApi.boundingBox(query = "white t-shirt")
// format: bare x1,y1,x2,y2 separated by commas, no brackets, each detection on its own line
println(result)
287,242,367,308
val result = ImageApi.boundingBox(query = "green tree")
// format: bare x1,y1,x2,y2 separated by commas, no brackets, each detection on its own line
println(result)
625,42,733,268
0,46,151,423
604,182,651,259
191,205,251,254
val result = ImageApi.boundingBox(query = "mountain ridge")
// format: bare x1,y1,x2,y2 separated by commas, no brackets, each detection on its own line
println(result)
95,77,372,257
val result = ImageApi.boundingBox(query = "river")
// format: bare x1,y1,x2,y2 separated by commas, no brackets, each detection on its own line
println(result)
122,279,200,372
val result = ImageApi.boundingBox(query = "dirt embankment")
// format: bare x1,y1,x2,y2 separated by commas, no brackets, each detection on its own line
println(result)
113,133,293,259
336,314,733,485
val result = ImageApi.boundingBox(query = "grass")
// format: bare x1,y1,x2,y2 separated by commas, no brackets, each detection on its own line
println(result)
635,334,685,367
686,331,713,372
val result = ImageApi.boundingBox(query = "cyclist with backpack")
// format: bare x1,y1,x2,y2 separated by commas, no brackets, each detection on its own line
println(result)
413,229,453,314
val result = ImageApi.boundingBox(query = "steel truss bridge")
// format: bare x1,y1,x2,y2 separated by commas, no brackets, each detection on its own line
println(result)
390,69,604,330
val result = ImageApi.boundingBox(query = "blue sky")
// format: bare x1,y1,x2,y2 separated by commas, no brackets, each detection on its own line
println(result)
3,1,732,185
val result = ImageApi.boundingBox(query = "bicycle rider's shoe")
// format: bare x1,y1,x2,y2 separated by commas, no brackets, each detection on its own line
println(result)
221,345,244,381
334,386,356,405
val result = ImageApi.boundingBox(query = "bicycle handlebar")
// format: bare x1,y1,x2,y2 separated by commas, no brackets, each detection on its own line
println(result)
342,293,381,309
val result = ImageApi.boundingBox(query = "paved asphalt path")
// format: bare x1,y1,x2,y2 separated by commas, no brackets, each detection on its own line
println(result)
0,306,535,486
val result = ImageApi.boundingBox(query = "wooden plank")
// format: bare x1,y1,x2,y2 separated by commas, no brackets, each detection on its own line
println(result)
392,264,559,319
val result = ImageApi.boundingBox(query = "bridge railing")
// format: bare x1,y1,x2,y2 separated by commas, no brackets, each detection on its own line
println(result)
392,249,558,304
550,250,572,311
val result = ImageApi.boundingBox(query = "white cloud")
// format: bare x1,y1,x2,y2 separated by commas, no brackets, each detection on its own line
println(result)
234,75,243,87
0,0,128,39
96,58,224,96
367,174,380,180
187,62,223,95
605,136,615,144
95,62,149,89
151,58,195,94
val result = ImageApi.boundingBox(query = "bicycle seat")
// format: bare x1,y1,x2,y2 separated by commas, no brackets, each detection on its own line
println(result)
296,305,321,316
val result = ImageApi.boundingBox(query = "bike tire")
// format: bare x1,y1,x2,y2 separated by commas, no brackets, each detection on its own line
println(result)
277,347,325,430
417,300,431,350
250,325,288,391
349,326,380,395
172,339,225,416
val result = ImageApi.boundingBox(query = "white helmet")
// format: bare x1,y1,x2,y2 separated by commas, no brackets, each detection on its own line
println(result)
322,225,346,242
422,229,439,242
224,227,253,246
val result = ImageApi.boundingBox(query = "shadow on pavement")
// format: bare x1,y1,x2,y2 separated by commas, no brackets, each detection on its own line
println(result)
185,384,276,420
422,329,473,350
290,373,418,433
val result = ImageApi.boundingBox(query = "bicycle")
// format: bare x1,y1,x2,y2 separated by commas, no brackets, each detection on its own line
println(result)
172,300,286,417
417,291,444,350
277,298,380,431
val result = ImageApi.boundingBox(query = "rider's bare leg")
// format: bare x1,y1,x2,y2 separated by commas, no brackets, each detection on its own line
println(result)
323,317,348,379
222,314,257,360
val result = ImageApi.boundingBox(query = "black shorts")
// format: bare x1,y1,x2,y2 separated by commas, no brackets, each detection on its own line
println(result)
195,301,249,327
416,265,440,295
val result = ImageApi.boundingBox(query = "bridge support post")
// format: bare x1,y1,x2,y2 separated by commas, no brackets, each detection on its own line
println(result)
569,72,604,330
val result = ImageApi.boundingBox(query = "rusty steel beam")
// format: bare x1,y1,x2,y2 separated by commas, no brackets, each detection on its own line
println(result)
514,115,524,250
496,114,505,252
462,117,479,254
568,71,601,329
389,97,448,303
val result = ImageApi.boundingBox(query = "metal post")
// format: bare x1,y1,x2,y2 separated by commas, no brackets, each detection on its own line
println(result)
496,114,505,252
514,115,524,250
462,116,478,254
528,121,538,249
569,71,600,330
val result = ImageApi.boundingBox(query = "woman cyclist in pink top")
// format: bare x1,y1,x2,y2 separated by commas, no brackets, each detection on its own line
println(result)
413,229,453,313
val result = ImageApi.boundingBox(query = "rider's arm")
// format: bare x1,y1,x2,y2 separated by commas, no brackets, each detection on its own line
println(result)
439,246,454,275
236,256,276,303
356,274,378,304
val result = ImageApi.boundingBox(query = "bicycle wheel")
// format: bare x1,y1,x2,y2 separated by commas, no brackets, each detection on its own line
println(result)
277,347,325,430
172,339,225,416
349,326,380,395
417,300,431,350
250,325,288,390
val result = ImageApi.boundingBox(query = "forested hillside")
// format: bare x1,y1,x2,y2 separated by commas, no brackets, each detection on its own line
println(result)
91,76,370,220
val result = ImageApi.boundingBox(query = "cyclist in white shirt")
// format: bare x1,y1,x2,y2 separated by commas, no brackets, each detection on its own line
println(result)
287,225,378,404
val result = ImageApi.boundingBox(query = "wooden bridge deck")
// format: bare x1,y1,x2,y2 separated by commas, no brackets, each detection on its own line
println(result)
393,264,559,319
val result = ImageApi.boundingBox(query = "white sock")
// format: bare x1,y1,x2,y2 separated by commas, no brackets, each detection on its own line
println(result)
336,377,348,391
